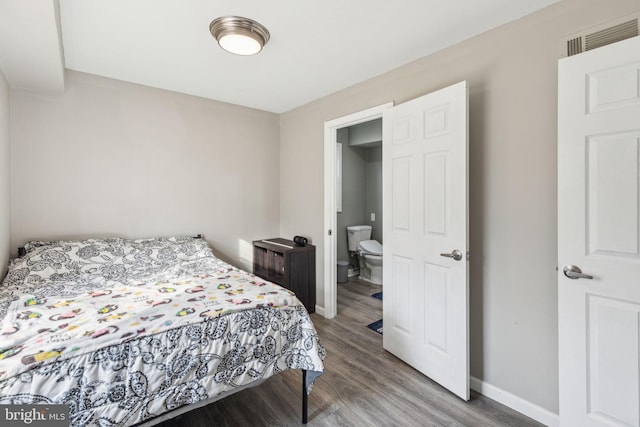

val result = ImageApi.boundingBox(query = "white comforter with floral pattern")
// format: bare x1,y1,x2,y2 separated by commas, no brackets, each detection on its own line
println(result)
0,236,324,426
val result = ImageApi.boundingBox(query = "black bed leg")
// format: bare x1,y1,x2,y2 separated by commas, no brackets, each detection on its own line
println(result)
302,370,308,424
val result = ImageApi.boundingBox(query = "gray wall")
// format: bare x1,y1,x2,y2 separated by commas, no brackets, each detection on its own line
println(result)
336,126,384,266
279,0,640,415
336,128,367,265
366,146,382,243
10,70,281,272
349,119,382,146
0,69,9,279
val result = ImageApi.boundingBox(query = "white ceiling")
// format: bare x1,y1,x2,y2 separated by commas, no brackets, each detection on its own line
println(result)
0,1,65,94
1,0,560,113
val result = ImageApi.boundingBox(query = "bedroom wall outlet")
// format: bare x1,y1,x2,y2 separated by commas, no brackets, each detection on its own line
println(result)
370,213,375,221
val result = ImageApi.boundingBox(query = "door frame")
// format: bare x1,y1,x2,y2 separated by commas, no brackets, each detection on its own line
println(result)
322,102,393,318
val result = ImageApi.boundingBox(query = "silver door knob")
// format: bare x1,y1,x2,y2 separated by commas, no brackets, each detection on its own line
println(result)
440,249,463,261
563,265,593,280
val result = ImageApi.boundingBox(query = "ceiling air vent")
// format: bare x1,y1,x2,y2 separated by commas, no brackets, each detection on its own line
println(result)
561,12,639,57
566,36,583,56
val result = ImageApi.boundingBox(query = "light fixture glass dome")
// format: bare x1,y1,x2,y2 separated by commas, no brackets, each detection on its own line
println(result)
218,32,262,56
210,16,270,56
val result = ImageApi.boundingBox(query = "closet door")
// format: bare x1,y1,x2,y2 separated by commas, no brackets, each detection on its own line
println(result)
558,36,640,427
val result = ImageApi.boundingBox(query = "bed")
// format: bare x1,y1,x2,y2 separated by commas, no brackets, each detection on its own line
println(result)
0,236,325,426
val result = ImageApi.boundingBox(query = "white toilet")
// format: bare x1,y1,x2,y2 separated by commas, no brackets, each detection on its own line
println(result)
347,225,383,285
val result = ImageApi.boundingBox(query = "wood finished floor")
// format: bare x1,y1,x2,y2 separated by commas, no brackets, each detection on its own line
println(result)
159,278,544,426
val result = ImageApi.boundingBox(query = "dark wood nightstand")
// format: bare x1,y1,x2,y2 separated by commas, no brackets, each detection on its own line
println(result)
252,238,316,313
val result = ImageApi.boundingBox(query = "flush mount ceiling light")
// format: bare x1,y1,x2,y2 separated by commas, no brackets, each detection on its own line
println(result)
209,16,270,56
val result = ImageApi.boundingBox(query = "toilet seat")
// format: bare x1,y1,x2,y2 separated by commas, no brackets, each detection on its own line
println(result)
356,240,383,285
358,239,382,255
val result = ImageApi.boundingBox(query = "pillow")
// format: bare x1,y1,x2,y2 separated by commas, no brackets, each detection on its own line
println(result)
4,236,215,290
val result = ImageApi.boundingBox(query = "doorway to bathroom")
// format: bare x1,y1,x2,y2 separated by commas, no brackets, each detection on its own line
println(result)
337,120,383,285
323,103,392,319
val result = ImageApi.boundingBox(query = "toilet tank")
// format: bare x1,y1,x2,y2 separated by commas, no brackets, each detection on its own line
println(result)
347,225,372,251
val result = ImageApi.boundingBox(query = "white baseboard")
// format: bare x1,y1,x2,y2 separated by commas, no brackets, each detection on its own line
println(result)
314,305,325,316
470,377,559,427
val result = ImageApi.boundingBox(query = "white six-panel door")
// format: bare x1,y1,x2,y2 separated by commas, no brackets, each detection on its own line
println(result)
382,81,469,400
558,36,640,426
